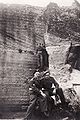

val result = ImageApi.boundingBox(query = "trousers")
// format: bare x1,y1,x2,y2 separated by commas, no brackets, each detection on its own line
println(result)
56,88,66,104
24,94,48,120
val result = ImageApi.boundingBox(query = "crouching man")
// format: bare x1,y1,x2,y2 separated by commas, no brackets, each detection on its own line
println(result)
40,72,66,107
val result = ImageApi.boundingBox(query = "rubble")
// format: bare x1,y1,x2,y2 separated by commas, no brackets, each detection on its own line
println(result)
64,87,80,114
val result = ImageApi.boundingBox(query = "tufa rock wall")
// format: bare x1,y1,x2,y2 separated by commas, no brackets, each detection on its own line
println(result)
46,34,72,89
0,4,45,105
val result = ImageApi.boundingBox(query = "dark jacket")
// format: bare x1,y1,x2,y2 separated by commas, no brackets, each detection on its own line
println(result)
29,74,59,96
29,77,42,96
40,75,59,96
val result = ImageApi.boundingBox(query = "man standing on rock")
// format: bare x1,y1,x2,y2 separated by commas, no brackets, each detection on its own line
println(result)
36,44,49,72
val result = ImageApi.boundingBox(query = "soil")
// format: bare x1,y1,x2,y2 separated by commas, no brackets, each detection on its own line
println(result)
0,105,78,120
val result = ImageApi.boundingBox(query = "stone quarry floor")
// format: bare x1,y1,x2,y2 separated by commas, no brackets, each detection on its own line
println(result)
0,107,78,120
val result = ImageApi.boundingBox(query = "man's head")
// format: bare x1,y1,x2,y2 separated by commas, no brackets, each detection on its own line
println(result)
34,71,40,77
45,71,50,77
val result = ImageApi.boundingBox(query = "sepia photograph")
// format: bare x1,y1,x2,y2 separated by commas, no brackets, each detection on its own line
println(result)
0,0,80,119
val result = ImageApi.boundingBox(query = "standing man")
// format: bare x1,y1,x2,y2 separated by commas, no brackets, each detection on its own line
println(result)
36,44,49,72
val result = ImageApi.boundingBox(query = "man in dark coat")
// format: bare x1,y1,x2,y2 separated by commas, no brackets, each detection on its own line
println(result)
24,70,49,120
36,45,49,72
24,70,66,120
40,72,66,106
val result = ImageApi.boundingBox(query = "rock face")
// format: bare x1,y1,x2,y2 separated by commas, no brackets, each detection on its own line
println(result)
44,0,80,89
46,33,80,95
0,4,45,105
0,0,80,106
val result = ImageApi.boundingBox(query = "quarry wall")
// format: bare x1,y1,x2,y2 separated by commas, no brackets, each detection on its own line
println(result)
0,4,45,105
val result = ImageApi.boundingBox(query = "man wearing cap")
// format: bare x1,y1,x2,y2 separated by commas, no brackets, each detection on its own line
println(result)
40,72,66,107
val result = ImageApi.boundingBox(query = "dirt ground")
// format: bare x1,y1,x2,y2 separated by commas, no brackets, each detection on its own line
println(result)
0,106,78,120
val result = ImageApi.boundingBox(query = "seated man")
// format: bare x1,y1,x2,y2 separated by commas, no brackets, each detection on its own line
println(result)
24,70,66,120
24,70,50,120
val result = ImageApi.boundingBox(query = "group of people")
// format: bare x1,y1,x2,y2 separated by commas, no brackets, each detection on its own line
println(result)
24,69,66,120
23,44,67,120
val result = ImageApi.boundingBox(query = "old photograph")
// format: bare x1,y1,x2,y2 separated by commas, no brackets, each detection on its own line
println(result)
0,0,80,119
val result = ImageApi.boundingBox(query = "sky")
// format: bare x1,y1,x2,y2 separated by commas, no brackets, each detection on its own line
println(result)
0,0,79,7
